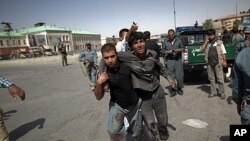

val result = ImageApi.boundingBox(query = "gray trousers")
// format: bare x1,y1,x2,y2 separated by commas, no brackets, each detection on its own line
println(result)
207,64,225,95
61,54,68,66
107,100,142,141
240,102,250,125
140,86,169,139
166,59,184,90
86,66,97,85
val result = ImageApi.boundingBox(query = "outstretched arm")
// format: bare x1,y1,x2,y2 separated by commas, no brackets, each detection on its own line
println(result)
8,84,25,100
0,77,25,100
125,22,138,41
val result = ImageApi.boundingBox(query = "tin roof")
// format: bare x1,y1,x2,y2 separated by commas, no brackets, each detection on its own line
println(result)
71,29,96,35
0,24,97,37
0,30,24,37
217,13,250,21
17,24,71,34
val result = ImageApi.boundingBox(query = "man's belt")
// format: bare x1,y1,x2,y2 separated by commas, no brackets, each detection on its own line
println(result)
168,56,180,60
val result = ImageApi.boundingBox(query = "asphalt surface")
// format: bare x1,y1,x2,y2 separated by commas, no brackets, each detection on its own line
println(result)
0,55,240,141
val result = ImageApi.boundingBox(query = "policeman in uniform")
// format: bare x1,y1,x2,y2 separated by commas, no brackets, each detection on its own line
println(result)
59,44,68,66
232,45,250,125
244,27,250,47
79,43,98,91
164,29,185,96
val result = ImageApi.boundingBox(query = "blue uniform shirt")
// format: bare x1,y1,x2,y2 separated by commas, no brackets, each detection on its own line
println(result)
79,49,98,63
232,47,250,103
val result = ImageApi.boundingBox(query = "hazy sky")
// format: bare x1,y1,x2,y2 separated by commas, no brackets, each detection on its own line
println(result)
0,0,249,37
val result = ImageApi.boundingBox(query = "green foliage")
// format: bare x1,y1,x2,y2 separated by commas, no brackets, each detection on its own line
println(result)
233,20,241,28
202,19,213,30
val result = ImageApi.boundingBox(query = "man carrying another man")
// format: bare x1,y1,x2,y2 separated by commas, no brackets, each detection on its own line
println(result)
94,43,142,141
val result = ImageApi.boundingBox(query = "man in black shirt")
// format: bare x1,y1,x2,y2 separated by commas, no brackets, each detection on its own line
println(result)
94,43,142,141
144,31,161,60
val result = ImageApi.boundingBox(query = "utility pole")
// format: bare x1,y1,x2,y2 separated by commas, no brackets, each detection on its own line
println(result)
173,0,176,30
235,3,238,28
236,3,238,19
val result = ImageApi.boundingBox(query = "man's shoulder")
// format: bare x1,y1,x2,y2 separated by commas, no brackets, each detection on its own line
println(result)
92,49,97,52
147,49,157,57
237,48,250,59
216,40,223,45
115,41,123,47
174,38,183,46
245,39,250,44
81,49,87,53
149,39,158,46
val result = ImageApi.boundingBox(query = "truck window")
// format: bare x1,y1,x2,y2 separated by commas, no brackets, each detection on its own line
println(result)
181,34,204,45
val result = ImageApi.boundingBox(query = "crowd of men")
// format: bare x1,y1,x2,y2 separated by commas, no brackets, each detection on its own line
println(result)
92,24,250,141
73,23,250,141
1,24,250,141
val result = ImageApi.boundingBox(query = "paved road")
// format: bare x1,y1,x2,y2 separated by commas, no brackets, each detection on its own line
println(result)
0,56,240,141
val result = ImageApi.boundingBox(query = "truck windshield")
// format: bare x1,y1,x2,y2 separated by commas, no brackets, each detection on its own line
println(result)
242,17,250,24
181,34,204,45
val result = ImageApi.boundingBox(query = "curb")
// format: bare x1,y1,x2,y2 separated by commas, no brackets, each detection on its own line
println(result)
0,51,102,66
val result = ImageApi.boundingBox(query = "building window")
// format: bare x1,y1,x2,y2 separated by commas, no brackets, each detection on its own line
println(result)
0,40,3,46
18,40,21,45
23,40,26,45
12,40,15,46
6,40,10,46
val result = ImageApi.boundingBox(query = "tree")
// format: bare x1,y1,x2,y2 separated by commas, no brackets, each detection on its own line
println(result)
233,20,241,29
202,19,213,30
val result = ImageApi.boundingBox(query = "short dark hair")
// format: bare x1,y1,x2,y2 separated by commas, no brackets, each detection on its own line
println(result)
119,28,129,38
86,43,91,47
101,43,117,55
232,27,238,34
128,32,145,47
143,31,151,39
168,29,175,34
207,29,216,35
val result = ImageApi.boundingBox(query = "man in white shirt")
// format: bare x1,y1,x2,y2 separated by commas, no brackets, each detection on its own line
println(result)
115,23,138,52
115,28,129,52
